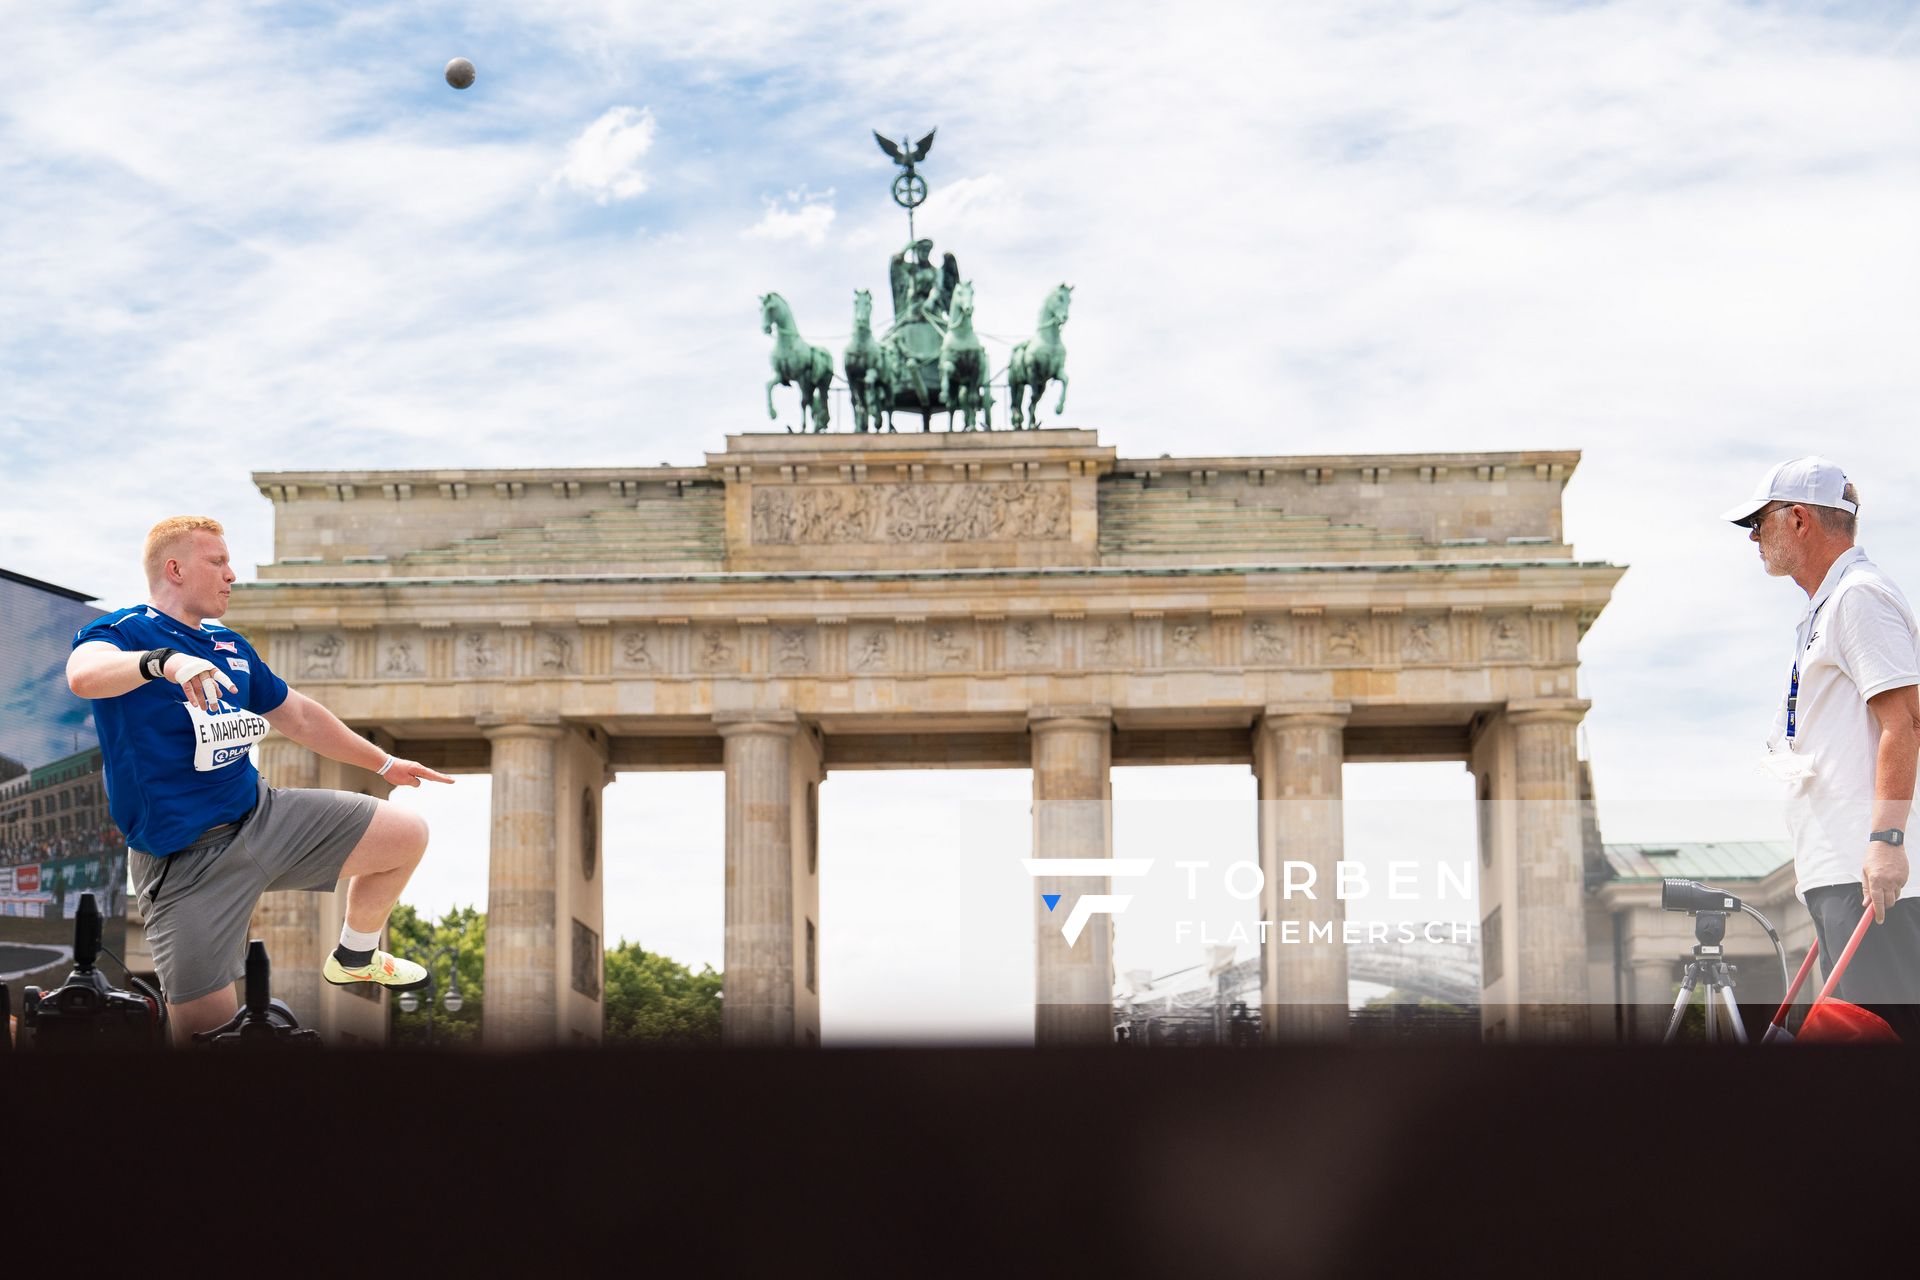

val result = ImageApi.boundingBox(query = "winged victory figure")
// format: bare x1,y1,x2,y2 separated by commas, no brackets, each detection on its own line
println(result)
874,128,937,173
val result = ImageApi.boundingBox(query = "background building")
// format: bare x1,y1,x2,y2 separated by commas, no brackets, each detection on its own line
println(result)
1590,838,1800,1042
0,569,127,1009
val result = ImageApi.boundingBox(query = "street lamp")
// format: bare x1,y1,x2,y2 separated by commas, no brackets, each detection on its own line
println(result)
397,926,468,1045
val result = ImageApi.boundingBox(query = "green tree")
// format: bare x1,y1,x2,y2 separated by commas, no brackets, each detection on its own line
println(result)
387,903,486,1048
602,939,723,1047
384,909,722,1048
1363,991,1462,1014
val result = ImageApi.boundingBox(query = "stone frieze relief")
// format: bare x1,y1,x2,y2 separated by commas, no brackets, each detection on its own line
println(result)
750,481,1070,545
617,628,655,670
269,608,1547,683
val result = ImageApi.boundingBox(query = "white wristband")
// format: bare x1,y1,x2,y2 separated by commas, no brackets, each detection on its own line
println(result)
376,755,396,777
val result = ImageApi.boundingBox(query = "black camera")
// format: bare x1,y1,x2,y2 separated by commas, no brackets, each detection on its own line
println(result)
1661,879,1743,915
21,893,165,1049
1661,878,1748,949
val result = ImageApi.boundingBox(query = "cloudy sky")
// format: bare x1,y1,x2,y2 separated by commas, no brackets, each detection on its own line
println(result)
4,2,1917,1039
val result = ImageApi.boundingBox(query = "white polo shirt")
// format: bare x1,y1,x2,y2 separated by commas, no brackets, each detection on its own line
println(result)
1765,547,1920,899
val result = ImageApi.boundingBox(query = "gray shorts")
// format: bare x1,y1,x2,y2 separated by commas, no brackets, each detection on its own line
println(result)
129,778,378,1004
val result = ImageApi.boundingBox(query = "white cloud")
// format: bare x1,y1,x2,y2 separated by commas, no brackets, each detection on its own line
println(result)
912,173,1016,239
551,105,656,203
745,188,837,246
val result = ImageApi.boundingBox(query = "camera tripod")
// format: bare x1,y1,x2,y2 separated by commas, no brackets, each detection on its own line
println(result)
1662,910,1750,1045
193,939,320,1049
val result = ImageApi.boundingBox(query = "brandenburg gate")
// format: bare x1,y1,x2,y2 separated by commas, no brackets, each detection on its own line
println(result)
227,430,1621,1046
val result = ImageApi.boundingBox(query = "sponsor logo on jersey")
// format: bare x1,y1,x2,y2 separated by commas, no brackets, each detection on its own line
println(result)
214,640,238,653
226,657,251,672
185,703,272,772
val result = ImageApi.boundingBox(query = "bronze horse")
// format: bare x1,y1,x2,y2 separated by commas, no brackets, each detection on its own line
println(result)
761,292,833,432
1008,283,1072,430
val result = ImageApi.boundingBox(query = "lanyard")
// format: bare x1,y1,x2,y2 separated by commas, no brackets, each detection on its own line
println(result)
1785,597,1832,742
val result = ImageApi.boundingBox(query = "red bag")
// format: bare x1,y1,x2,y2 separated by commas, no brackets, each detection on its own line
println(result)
1784,912,1903,1044
1797,998,1900,1043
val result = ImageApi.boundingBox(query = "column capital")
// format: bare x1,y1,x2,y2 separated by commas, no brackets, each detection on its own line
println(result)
1257,702,1351,732
715,709,800,739
1505,698,1590,728
1027,706,1112,734
478,716,564,741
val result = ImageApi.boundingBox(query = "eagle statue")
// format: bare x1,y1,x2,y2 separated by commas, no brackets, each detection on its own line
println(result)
874,129,937,172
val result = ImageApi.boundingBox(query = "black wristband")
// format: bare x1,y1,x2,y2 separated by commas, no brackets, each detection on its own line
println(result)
139,647,178,682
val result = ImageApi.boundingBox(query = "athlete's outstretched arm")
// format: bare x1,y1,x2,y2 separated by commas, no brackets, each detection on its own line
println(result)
262,689,453,788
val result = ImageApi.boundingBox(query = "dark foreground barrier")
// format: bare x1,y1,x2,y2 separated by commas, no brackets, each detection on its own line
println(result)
4,1042,1911,1272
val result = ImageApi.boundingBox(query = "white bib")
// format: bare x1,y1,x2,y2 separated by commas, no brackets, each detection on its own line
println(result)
185,703,273,772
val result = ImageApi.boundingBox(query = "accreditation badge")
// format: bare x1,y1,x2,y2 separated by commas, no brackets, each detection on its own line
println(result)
1757,744,1817,783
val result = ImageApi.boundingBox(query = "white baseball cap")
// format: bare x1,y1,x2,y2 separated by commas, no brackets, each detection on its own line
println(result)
1721,456,1857,525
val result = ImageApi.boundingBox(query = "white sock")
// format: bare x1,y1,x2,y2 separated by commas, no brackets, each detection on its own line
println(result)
339,922,382,954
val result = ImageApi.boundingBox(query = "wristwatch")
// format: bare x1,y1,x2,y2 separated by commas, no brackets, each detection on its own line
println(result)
1869,828,1905,848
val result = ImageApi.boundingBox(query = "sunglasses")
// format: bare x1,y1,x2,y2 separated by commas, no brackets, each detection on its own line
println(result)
1735,504,1794,531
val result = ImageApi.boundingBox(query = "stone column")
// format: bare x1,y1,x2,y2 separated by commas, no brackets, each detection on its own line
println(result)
789,726,825,1048
483,721,563,1048
1254,704,1350,1042
1030,710,1114,1047
251,736,323,1020
554,726,612,1046
719,713,799,1046
1506,700,1592,1037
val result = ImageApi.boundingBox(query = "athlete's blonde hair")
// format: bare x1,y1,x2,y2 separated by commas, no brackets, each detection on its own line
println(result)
143,516,226,587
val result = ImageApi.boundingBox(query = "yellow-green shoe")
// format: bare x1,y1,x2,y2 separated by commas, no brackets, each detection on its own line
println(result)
322,950,429,991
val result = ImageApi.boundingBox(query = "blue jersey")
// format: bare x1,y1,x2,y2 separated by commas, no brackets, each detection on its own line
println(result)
74,606,289,858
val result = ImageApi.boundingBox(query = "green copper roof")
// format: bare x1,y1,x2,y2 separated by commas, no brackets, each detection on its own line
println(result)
1602,841,1792,883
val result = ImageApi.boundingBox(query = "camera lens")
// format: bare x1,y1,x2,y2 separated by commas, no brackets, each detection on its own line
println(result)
1662,878,1743,914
